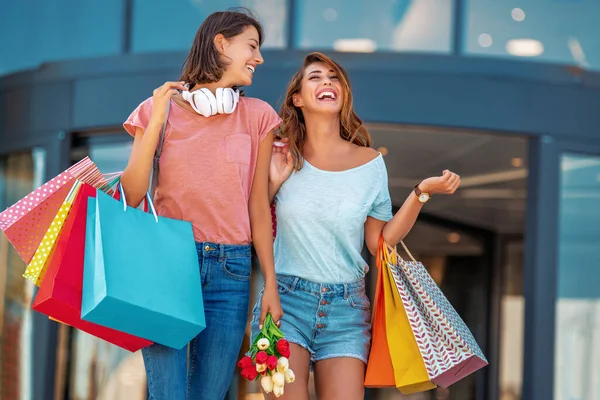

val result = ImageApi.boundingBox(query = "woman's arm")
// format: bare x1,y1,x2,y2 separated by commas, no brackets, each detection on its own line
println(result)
364,170,461,255
249,130,283,326
121,81,186,207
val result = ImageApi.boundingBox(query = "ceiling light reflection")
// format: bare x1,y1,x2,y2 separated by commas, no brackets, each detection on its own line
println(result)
323,8,337,22
478,33,493,48
333,38,376,53
506,39,544,57
512,8,526,22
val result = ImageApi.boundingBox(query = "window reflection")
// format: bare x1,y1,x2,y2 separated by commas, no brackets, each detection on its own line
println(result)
294,0,453,53
555,154,600,400
464,0,600,70
69,330,146,400
0,1,123,76
131,0,287,53
0,150,46,400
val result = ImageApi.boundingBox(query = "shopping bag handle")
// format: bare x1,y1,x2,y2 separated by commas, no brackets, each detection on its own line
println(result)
117,182,159,222
113,182,150,213
150,101,170,198
379,236,418,264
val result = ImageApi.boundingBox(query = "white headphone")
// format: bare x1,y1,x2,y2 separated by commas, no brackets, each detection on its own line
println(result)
181,87,240,117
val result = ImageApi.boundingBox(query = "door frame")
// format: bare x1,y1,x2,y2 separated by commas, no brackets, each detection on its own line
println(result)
523,136,600,400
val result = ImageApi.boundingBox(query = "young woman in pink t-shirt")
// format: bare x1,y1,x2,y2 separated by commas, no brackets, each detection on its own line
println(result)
120,9,283,400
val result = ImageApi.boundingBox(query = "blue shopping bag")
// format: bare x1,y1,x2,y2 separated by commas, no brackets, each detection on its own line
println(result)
81,186,205,349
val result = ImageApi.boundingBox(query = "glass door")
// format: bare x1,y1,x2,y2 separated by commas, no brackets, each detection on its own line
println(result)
554,151,600,400
0,149,46,400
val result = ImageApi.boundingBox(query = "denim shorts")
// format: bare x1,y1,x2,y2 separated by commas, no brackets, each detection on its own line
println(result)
251,274,372,366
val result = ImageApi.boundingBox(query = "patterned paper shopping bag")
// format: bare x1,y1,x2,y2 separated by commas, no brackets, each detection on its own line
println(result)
392,241,488,388
0,157,107,263
32,183,152,352
23,182,82,286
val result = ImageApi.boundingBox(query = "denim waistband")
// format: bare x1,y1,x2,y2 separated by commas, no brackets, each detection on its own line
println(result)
276,274,366,297
195,242,251,258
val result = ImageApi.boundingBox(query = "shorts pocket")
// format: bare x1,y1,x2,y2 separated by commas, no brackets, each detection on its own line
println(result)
222,256,251,281
225,133,251,165
348,291,371,311
277,280,293,295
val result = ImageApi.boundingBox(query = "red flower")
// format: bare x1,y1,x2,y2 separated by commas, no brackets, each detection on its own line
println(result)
276,339,291,358
255,351,268,365
237,356,253,369
266,355,278,371
241,366,258,381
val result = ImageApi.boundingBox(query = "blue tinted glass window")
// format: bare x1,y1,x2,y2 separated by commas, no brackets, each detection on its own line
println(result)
464,0,600,70
0,1,124,76
294,0,453,53
131,0,286,53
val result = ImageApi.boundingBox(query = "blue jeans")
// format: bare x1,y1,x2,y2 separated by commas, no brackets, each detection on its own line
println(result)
142,242,252,400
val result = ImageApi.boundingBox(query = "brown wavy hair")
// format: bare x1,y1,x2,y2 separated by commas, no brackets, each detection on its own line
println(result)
279,52,371,171
179,7,263,89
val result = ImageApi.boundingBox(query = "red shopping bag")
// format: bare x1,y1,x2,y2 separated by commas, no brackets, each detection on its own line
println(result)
32,183,152,352
0,157,108,263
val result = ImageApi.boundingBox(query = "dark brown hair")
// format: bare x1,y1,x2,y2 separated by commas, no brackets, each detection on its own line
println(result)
179,8,264,87
279,52,371,171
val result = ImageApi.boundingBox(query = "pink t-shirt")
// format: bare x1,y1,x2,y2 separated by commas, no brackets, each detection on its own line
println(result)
124,96,282,244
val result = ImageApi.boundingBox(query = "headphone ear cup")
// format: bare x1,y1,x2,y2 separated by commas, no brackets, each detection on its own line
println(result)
220,88,240,114
216,88,225,114
199,88,217,116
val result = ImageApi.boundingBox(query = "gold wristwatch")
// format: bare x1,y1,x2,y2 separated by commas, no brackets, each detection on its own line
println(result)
414,184,431,204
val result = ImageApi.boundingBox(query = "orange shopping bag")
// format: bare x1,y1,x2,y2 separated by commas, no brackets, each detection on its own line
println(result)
364,236,395,386
365,236,435,394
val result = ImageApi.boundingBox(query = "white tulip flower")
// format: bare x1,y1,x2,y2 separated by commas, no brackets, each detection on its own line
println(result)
260,375,274,393
272,372,285,387
257,338,270,351
285,368,295,383
273,384,284,397
276,357,289,372
256,363,267,373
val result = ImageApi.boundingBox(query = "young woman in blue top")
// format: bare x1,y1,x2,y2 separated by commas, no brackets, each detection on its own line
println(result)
253,52,461,399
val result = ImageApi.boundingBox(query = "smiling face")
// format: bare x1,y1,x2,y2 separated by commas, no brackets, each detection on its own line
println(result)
218,25,264,87
292,62,345,115
179,10,265,88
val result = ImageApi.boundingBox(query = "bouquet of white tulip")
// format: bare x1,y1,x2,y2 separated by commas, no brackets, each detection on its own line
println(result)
238,313,295,397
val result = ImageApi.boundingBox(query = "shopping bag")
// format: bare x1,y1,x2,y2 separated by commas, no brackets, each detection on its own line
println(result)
364,236,397,387
0,157,108,263
384,248,437,393
365,236,436,394
23,182,81,286
81,186,205,349
391,241,488,388
32,183,152,352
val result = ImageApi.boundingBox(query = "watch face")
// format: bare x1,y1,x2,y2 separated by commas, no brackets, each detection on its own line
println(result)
419,193,430,203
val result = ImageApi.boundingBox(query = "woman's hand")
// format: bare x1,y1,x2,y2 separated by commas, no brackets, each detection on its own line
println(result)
150,81,187,125
259,283,283,329
419,170,461,195
270,138,294,187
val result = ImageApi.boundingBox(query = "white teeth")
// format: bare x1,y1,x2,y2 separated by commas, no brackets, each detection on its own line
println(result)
247,65,255,73
317,91,336,100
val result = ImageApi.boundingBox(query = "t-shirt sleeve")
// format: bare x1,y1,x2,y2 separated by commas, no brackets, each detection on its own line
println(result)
369,158,394,222
257,101,282,143
123,97,153,136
